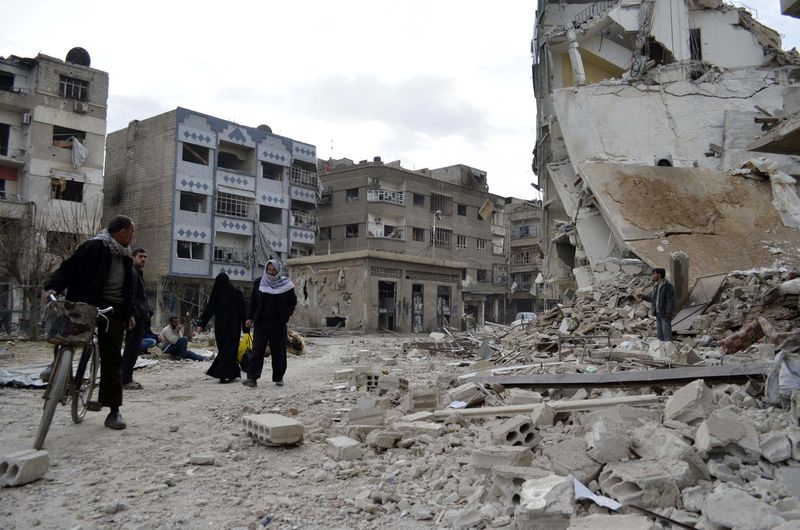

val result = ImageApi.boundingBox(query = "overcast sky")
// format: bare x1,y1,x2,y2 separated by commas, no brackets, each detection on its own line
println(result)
1,1,798,199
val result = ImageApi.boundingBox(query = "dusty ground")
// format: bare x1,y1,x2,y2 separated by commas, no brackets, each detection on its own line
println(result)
0,334,453,530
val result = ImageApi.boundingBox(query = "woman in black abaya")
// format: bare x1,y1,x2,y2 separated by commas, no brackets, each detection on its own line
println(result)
197,273,247,383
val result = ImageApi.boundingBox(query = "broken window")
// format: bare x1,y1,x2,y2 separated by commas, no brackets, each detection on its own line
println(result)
413,227,425,242
476,270,490,283
182,143,209,165
179,191,207,213
0,123,9,156
262,161,283,181
217,141,255,173
346,188,359,201
456,234,467,248
457,204,467,216
58,75,89,101
259,205,282,224
476,239,487,251
433,227,452,248
0,72,14,92
413,193,425,207
215,191,253,219
690,29,702,62
320,226,331,240
50,178,84,202
52,126,85,148
177,240,205,260
430,193,452,216
345,223,359,238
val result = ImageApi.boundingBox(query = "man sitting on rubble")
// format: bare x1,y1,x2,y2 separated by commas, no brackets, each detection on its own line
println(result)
159,316,206,361
639,267,676,341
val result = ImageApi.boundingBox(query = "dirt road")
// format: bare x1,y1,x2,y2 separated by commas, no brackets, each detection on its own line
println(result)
0,335,456,530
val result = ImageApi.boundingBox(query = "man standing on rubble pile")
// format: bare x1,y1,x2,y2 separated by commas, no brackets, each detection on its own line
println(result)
639,268,675,341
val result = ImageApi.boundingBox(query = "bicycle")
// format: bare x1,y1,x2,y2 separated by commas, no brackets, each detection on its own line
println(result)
33,296,112,450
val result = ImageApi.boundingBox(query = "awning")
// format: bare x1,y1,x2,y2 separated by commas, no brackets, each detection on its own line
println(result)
0,166,18,181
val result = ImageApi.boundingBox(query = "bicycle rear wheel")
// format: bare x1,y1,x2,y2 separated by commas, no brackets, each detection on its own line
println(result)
71,342,99,423
34,348,72,450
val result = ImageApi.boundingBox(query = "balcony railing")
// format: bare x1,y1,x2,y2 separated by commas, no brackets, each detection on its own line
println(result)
213,246,251,266
367,189,406,205
290,210,318,230
290,167,318,189
368,224,406,240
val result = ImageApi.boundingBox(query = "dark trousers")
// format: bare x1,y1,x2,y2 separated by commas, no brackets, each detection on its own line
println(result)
98,304,125,408
121,320,144,384
656,315,673,341
249,322,287,382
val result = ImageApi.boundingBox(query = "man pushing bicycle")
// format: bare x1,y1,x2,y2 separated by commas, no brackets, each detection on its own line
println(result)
43,215,136,430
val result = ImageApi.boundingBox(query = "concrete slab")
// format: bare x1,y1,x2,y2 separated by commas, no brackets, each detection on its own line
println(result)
703,485,786,530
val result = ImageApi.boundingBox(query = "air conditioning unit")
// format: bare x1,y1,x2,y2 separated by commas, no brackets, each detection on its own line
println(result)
22,113,32,125
73,101,89,113
374,217,382,223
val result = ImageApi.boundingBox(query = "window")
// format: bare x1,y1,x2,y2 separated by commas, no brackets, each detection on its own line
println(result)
346,188,359,201
259,205,282,224
412,193,425,207
477,270,491,283
215,191,253,219
50,178,83,202
476,239,487,251
690,29,702,61
457,204,467,216
262,161,283,181
320,226,331,240
182,143,209,165
52,126,86,148
0,123,9,156
456,235,467,248
0,72,14,92
433,227,452,248
431,193,452,216
413,227,425,242
59,75,89,101
177,240,205,260
179,191,207,213
345,224,359,238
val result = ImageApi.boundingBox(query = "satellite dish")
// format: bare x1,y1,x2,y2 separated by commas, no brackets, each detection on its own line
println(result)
65,47,91,67
257,124,272,133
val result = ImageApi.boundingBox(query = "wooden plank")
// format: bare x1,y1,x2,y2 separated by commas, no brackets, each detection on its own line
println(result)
464,363,771,389
433,394,661,420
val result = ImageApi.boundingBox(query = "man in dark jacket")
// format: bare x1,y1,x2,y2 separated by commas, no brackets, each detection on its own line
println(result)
121,247,149,390
43,215,136,430
641,267,676,341
243,259,297,388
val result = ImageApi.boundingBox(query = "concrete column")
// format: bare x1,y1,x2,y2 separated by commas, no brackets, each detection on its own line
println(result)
669,251,689,311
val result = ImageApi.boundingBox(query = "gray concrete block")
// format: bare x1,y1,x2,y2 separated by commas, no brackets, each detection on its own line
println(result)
492,414,540,448
530,403,556,427
1,449,49,487
242,413,304,446
446,383,484,406
664,380,715,425
585,418,630,463
489,465,551,505
472,445,532,474
400,390,439,413
346,406,384,426
567,513,659,529
703,484,785,530
543,438,602,484
391,420,444,438
694,408,760,460
399,411,434,422
326,436,363,461
761,432,792,463
377,375,409,393
366,429,402,450
505,388,543,405
598,460,694,508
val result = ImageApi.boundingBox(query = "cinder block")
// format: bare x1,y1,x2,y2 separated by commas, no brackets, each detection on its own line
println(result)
377,375,409,393
326,436,363,461
505,388,543,405
488,465,551,504
492,415,540,448
1,449,49,487
471,445,532,474
664,380,715,425
399,411,434,422
347,406,384,426
242,414,304,446
446,383,484,406
401,390,439,413
530,403,556,426
334,369,354,381
392,421,444,438
366,429,402,450
598,460,693,508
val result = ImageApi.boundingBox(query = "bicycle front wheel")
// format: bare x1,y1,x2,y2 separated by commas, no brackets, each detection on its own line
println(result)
34,348,72,450
71,343,99,424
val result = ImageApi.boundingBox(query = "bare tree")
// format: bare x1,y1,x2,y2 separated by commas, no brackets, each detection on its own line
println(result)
0,201,103,339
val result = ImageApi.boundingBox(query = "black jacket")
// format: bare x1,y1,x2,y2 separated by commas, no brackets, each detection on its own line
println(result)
248,279,297,326
644,280,676,319
132,267,149,322
45,239,135,319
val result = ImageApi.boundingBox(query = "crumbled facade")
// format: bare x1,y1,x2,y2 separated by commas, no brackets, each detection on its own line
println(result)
532,0,800,295
505,197,549,313
104,108,317,325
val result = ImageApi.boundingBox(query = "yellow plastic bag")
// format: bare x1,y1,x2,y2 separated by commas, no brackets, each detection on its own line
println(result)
237,331,253,364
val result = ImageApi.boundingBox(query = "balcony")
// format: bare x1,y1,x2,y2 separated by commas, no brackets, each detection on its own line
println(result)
367,189,405,205
290,210,318,231
290,167,318,189
492,244,504,256
213,246,251,266
367,224,406,241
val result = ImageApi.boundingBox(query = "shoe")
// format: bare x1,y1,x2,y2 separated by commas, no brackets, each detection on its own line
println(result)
86,400,102,412
39,363,53,383
122,381,143,390
275,381,284,387
104,411,127,430
242,379,257,388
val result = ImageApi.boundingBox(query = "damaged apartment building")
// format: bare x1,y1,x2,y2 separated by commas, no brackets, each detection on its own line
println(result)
104,108,318,325
0,48,108,329
287,158,508,333
532,0,800,295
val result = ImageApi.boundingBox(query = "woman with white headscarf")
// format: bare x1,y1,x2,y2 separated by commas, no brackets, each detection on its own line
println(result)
243,259,297,388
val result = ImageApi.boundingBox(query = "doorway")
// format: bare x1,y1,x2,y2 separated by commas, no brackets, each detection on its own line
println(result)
411,284,424,333
436,286,451,329
378,281,396,331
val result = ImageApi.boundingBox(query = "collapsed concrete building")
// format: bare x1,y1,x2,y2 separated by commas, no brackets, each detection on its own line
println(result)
532,0,800,297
